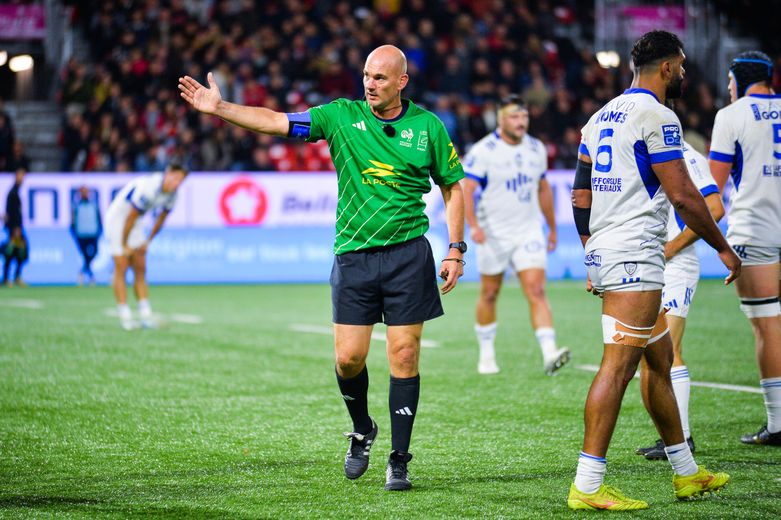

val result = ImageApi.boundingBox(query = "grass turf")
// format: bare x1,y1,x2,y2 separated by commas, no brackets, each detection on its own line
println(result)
0,280,779,518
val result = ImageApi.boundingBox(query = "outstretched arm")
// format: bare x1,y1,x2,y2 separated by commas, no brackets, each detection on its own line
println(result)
179,72,289,136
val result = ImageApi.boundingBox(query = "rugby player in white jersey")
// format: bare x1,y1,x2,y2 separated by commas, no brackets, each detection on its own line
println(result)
636,141,724,460
463,96,570,376
104,163,187,330
709,51,781,446
568,31,740,510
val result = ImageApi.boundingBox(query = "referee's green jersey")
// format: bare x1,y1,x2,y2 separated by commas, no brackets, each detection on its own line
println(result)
306,98,464,254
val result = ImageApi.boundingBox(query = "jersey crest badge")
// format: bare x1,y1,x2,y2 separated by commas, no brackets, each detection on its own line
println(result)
623,262,638,275
662,124,681,146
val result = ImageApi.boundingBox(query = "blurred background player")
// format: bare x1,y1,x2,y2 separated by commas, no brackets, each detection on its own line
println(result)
636,140,724,459
2,168,28,287
463,96,569,375
709,51,781,446
104,163,187,330
569,31,739,510
71,185,102,286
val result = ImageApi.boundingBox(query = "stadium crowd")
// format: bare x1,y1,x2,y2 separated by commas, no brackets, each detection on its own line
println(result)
56,0,779,173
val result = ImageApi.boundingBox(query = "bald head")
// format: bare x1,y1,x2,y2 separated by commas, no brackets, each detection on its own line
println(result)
365,45,407,76
363,45,409,117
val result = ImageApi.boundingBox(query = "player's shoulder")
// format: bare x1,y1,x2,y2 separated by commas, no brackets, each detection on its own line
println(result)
716,95,774,123
524,133,545,152
470,131,501,153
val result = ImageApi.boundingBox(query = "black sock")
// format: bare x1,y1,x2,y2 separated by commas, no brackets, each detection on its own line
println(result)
336,365,372,435
389,374,420,453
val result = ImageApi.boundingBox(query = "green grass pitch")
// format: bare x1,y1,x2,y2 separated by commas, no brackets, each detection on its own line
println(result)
1,280,779,518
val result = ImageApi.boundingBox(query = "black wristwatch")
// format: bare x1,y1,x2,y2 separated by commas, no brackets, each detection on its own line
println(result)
448,241,468,253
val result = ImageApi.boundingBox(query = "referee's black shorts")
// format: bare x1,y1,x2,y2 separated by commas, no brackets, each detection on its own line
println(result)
330,235,444,326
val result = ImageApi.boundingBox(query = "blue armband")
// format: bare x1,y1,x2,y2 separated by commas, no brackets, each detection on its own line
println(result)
286,111,311,139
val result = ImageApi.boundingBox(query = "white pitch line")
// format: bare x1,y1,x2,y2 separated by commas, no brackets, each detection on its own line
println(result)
290,323,439,348
104,307,202,325
168,313,203,324
0,298,43,310
575,364,762,394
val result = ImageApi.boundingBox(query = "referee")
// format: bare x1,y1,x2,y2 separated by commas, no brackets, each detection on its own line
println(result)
179,45,466,491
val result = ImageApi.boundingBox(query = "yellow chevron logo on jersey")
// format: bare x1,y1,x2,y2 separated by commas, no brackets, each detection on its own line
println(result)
447,142,461,168
361,160,399,177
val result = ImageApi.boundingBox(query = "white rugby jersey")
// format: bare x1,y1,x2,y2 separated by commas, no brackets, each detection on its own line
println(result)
463,130,548,238
580,88,684,252
105,173,178,224
666,141,720,272
710,93,781,247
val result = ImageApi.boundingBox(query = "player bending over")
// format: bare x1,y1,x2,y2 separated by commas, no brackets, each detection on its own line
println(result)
104,163,187,330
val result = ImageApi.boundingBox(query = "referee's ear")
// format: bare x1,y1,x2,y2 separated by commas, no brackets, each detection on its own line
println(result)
398,73,409,91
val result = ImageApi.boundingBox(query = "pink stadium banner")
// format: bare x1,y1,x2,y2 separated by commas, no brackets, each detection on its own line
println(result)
0,4,45,40
621,6,685,39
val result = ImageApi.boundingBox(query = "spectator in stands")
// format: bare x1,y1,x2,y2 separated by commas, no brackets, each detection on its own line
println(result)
2,169,28,287
57,1,778,172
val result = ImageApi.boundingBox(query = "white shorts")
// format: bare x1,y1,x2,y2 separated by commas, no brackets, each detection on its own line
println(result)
729,243,781,269
477,234,546,275
104,216,145,257
586,248,665,293
662,267,699,318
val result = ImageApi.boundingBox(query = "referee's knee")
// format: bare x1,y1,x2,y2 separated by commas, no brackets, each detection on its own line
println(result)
335,352,367,377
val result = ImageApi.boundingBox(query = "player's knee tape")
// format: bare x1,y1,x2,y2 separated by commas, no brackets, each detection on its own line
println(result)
648,310,669,345
740,297,781,318
602,315,654,348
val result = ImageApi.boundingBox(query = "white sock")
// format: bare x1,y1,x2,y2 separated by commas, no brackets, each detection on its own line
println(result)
117,303,132,321
664,441,698,476
475,322,497,360
671,366,691,438
138,299,152,319
574,452,606,494
535,327,558,360
760,377,781,433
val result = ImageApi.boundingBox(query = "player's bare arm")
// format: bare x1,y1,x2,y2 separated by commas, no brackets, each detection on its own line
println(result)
462,177,484,244
439,180,465,294
121,207,140,256
539,177,557,251
654,158,740,284
178,72,288,136
664,192,725,259
707,159,732,192
142,209,170,251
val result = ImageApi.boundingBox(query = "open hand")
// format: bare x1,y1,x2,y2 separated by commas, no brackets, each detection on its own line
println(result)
178,72,222,114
